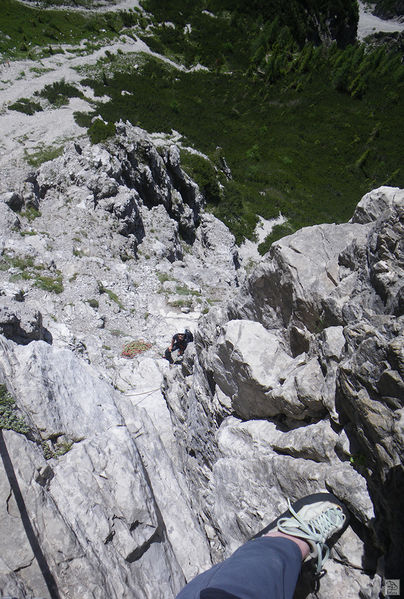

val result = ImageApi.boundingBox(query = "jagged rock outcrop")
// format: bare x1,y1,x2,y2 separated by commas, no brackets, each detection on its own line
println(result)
0,123,239,598
0,121,402,599
163,186,403,596
0,122,240,374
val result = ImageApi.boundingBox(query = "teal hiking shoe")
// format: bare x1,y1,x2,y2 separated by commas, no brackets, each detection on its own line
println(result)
252,492,349,574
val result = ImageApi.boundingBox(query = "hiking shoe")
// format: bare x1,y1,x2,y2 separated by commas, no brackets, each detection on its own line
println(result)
252,492,349,574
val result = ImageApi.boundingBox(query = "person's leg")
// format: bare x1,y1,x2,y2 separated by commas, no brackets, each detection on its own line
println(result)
177,536,302,599
164,348,174,363
176,492,349,599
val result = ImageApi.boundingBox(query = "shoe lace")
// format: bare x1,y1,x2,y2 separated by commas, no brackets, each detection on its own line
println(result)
277,499,346,574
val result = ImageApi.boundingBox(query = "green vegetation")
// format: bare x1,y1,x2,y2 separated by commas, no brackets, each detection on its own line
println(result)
168,298,193,308
24,144,64,167
87,298,99,309
0,384,74,459
372,0,404,18
98,282,124,309
34,273,64,293
42,439,73,459
75,46,404,242
0,0,142,59
258,222,296,255
175,284,201,297
9,98,43,115
180,151,223,205
157,272,173,284
0,253,64,294
140,0,358,64
2,0,402,247
88,119,116,144
36,79,83,107
20,206,42,221
0,384,30,435
121,340,152,358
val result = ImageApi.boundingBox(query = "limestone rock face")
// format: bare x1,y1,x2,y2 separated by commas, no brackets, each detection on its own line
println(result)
0,123,237,599
0,118,402,599
163,186,404,594
0,336,207,599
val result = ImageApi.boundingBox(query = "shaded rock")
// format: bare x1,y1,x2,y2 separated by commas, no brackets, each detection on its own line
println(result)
0,301,49,345
0,191,23,212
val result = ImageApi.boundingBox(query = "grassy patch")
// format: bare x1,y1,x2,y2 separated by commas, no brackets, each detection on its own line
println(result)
168,298,193,308
42,438,74,460
0,253,64,293
34,273,64,293
20,206,42,220
9,98,43,115
157,272,174,284
98,282,124,309
175,284,201,296
0,384,30,435
24,144,64,167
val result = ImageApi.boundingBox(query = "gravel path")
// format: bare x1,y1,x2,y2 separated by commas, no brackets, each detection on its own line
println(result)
358,1,404,40
16,0,142,12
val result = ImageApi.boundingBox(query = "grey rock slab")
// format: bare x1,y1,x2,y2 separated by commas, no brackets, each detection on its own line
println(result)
0,337,122,438
119,401,212,582
211,319,327,419
320,326,346,361
351,186,403,224
243,220,369,332
0,201,20,237
0,430,92,599
325,463,375,524
217,416,340,463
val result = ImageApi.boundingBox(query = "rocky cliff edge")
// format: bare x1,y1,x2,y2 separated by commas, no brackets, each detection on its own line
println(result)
0,126,402,599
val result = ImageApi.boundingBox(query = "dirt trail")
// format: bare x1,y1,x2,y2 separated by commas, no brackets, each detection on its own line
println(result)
358,0,404,40
16,0,141,13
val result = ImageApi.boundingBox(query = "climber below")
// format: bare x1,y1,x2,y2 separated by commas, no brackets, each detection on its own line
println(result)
164,329,194,364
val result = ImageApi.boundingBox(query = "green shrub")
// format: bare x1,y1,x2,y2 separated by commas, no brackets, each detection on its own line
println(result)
9,98,43,115
0,384,30,435
258,222,295,255
37,79,83,107
180,151,223,204
88,119,116,144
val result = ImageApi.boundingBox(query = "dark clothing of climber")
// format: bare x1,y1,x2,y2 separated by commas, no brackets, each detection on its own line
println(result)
164,330,193,364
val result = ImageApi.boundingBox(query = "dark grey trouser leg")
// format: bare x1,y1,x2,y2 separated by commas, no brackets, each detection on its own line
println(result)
176,537,302,599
